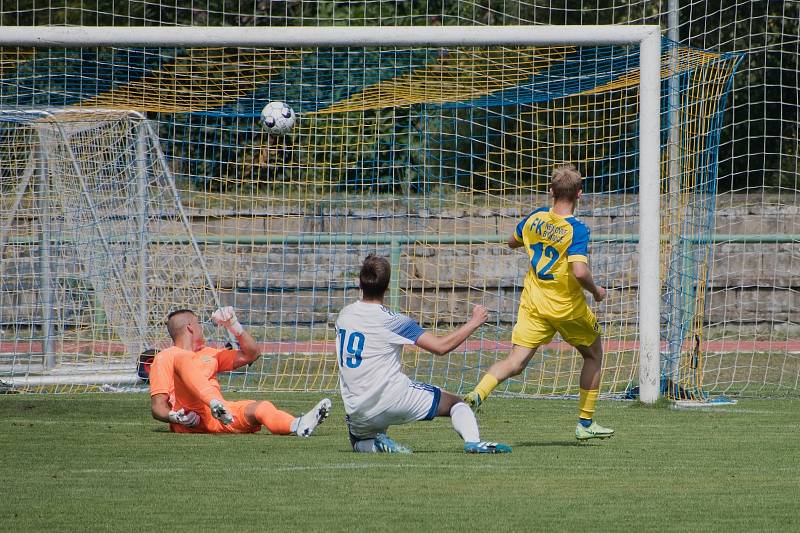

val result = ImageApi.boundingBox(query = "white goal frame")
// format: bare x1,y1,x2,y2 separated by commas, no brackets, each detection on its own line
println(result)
0,108,228,386
0,25,662,402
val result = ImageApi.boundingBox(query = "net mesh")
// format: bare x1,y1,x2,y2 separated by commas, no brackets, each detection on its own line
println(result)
0,110,219,387
1,0,797,398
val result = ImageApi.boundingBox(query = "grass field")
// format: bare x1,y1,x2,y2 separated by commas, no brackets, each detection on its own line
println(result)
2,393,798,532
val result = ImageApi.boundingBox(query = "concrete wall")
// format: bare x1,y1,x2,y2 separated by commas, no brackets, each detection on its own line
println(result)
188,194,800,328
2,194,797,329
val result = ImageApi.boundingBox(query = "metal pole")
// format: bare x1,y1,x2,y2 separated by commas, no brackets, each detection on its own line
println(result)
139,119,238,347
638,29,663,404
666,0,684,390
11,232,790,246
53,122,145,338
389,239,401,309
136,121,149,356
146,233,800,245
0,153,35,258
36,131,55,369
141,120,223,309
0,25,662,48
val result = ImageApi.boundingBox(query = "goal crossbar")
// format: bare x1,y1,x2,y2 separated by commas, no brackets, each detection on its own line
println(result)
0,25,662,402
1,25,660,47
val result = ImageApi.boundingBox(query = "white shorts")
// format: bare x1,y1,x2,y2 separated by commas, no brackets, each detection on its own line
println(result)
346,381,441,441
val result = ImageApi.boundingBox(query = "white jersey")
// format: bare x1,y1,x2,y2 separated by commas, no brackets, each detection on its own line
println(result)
335,300,424,419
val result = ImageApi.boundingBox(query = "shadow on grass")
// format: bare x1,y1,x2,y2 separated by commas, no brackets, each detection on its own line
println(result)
511,440,579,447
626,397,672,409
335,449,460,455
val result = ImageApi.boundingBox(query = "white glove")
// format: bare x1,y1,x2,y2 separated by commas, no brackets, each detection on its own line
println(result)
168,408,200,427
211,306,244,336
210,399,235,425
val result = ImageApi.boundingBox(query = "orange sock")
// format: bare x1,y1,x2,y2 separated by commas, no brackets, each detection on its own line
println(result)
254,401,296,435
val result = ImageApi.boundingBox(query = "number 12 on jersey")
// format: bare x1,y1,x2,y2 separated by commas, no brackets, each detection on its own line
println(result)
530,242,559,280
337,328,365,368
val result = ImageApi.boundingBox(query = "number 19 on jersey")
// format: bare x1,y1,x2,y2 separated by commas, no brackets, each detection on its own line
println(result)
337,328,365,368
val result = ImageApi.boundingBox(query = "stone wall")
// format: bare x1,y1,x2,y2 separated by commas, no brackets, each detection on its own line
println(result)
197,194,800,328
2,194,797,329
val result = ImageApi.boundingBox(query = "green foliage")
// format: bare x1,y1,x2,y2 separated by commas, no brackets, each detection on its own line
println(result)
1,393,798,531
680,0,799,191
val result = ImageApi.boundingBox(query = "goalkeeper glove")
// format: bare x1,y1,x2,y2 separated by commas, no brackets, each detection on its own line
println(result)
210,399,235,425
211,306,244,336
168,408,200,428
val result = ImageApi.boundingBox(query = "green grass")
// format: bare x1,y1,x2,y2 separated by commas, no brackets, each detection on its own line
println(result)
1,394,798,532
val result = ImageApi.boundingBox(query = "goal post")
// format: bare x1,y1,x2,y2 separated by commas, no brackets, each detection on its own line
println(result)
1,25,664,400
0,108,223,387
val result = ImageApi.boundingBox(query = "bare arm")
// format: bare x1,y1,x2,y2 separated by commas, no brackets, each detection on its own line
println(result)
151,393,201,428
211,307,262,369
150,393,172,423
415,305,489,356
231,329,262,368
508,232,524,249
570,261,606,302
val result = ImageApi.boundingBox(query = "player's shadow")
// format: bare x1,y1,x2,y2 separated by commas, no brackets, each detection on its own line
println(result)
335,449,442,454
512,440,581,447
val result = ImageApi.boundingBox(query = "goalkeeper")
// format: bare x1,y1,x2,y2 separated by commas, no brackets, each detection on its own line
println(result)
149,306,331,436
464,164,615,441
335,254,511,454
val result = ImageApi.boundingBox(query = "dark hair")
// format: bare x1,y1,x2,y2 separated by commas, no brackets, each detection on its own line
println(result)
165,309,197,341
359,254,391,299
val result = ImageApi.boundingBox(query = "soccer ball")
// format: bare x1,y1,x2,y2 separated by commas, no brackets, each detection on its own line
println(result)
260,101,296,134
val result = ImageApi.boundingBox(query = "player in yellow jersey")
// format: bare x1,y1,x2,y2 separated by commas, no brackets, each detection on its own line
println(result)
464,164,614,441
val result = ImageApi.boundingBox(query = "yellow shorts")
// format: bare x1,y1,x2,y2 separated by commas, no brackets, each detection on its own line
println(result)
511,302,601,348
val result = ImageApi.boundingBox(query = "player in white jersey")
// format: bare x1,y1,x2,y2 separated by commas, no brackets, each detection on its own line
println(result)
335,254,511,454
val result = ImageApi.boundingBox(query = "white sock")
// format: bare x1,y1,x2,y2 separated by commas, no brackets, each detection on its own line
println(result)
353,439,377,453
290,418,299,434
450,402,480,443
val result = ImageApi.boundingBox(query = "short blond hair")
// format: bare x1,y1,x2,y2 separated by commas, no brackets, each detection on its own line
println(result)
550,164,582,202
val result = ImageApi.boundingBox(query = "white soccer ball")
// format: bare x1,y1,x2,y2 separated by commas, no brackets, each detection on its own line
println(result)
260,101,296,134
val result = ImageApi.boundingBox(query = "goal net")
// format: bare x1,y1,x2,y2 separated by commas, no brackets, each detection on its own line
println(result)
0,109,219,388
0,30,752,398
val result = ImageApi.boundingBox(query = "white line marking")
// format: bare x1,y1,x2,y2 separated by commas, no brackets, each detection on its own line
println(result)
8,419,149,426
670,406,774,414
68,463,501,475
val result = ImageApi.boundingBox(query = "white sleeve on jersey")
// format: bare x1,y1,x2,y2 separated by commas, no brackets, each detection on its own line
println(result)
381,308,423,345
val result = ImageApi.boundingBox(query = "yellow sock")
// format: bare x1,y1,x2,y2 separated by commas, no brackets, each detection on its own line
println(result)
578,388,599,421
474,374,499,401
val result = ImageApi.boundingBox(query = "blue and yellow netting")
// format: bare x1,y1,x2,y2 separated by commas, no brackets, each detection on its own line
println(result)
0,40,743,397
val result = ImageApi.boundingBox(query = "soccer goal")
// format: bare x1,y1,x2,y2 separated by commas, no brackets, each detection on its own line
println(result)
0,108,222,388
0,25,746,401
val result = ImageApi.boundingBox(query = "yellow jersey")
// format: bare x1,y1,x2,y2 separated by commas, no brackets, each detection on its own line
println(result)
514,207,591,319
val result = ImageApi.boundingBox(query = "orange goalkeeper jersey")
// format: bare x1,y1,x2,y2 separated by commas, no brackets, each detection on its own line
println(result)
149,345,238,413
